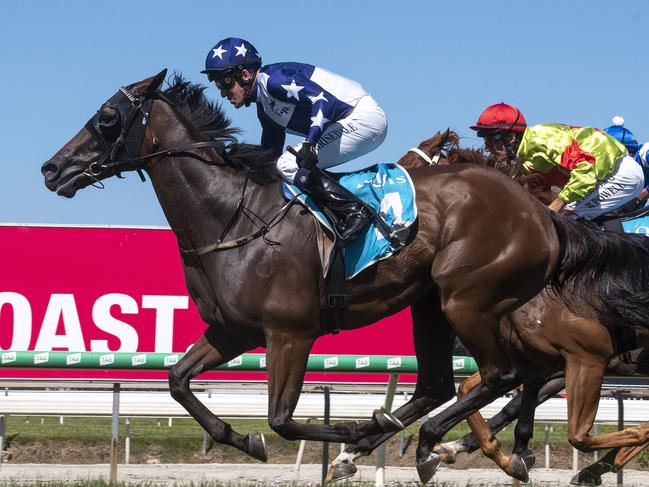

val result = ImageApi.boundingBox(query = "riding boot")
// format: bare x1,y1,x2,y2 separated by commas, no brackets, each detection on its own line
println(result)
294,168,372,241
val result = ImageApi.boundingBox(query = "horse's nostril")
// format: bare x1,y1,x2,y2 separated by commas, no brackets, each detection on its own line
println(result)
41,162,59,178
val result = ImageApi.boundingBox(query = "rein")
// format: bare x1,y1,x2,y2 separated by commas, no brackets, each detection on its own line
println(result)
86,85,293,255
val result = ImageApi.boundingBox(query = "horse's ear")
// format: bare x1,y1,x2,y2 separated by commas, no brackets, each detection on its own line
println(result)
135,69,168,95
148,69,168,93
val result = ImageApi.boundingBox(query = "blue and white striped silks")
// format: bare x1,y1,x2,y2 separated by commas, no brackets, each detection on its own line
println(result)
283,163,417,279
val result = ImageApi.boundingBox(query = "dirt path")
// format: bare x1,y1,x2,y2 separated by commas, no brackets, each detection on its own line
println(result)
0,463,648,486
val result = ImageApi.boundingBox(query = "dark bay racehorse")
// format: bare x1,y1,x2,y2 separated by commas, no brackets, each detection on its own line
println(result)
41,71,649,474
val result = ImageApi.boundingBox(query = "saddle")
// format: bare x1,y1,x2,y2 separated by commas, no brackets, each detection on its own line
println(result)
595,204,649,233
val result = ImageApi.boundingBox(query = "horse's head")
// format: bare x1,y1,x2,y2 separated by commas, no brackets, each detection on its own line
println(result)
41,69,167,198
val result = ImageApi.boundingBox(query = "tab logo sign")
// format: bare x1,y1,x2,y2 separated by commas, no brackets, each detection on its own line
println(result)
2,352,16,364
66,353,81,365
132,354,147,366
227,356,243,368
324,357,339,369
387,357,402,369
452,358,465,370
164,355,179,367
100,354,115,366
34,352,49,364
355,357,370,369
259,357,266,369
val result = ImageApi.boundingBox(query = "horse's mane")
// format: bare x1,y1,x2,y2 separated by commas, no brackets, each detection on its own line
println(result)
162,73,280,184
428,130,555,204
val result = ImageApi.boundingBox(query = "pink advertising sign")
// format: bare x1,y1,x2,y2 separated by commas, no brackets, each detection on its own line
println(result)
0,225,415,382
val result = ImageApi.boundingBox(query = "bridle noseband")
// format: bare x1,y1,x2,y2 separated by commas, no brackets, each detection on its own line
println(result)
408,147,440,166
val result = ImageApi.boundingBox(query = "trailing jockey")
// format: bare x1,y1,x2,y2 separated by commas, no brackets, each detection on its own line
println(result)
471,102,644,221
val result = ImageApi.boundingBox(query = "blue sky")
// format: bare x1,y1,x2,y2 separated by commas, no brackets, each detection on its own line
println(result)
2,1,648,226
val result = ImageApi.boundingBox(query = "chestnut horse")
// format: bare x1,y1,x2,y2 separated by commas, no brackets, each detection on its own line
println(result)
328,131,649,483
41,72,649,476
385,133,649,484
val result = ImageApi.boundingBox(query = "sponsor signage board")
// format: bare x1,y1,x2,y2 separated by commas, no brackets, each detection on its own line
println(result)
0,225,417,382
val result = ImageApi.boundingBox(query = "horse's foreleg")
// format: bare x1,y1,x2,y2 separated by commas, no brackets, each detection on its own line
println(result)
265,330,401,443
168,328,265,461
328,294,456,481
434,372,565,466
449,373,522,478
415,367,520,484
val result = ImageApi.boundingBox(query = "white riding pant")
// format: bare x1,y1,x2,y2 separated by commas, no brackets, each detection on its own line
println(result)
565,155,645,220
276,95,387,183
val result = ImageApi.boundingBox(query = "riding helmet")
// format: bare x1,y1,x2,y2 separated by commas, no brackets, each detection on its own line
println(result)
471,103,528,136
201,37,262,74
604,116,640,156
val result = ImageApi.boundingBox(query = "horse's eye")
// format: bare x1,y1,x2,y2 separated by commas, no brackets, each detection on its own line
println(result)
99,106,120,130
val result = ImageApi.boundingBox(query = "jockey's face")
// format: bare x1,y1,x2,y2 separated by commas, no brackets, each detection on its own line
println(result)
215,68,256,109
483,131,518,163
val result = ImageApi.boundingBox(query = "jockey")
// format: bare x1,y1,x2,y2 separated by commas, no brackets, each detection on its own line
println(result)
201,37,388,240
471,103,645,220
604,116,649,208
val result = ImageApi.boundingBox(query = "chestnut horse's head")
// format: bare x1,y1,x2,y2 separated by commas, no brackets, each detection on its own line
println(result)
41,69,167,198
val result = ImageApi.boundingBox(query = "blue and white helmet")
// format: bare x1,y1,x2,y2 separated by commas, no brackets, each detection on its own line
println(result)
604,116,640,156
201,37,262,75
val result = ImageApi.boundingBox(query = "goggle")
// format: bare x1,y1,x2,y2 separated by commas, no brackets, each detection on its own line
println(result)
483,132,509,146
207,71,236,90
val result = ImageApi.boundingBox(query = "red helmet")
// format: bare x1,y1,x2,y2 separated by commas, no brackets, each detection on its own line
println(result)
470,103,527,135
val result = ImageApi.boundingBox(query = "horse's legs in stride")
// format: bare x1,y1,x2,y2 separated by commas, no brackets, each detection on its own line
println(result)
415,303,522,484
573,444,649,486
434,373,565,465
327,292,456,481
264,330,403,443
168,328,263,460
442,372,531,481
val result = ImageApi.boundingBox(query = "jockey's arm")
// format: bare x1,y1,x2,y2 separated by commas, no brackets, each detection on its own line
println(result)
257,106,286,156
557,161,598,205
548,197,566,212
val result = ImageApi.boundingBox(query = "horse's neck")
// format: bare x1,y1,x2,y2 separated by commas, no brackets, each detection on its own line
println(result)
145,123,260,251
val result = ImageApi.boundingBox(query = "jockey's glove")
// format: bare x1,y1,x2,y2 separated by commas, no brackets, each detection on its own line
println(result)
297,142,318,170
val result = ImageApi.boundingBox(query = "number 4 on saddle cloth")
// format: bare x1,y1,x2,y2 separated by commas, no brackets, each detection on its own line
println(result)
282,163,417,279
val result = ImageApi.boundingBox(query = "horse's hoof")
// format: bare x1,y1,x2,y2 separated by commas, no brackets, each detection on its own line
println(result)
416,453,442,484
326,461,358,481
510,453,530,483
520,449,536,471
247,431,267,462
570,470,602,486
373,407,404,433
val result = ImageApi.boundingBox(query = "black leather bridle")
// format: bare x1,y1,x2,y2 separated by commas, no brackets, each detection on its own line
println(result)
83,85,230,184
83,86,158,184
82,84,296,255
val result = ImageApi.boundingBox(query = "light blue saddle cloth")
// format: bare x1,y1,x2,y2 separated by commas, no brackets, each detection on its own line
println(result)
282,163,417,279
621,215,649,234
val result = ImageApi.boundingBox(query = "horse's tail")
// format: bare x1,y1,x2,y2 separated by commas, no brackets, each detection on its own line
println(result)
550,211,649,330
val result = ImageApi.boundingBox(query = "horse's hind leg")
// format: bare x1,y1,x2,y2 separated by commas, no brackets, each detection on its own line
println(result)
168,327,265,461
264,329,404,444
563,357,649,452
327,292,456,481
572,444,649,486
